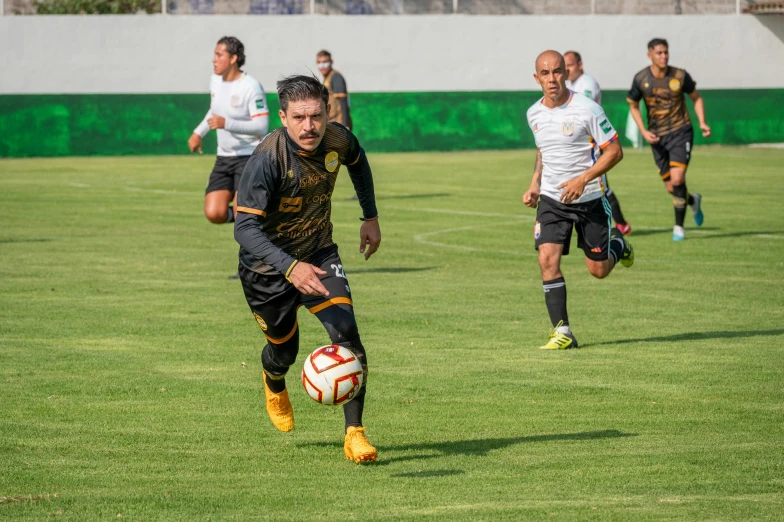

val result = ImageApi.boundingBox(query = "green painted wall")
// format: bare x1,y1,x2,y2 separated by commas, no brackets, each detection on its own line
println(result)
0,90,782,157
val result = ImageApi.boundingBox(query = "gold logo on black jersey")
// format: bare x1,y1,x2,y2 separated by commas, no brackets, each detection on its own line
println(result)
279,197,302,213
287,169,294,179
669,79,681,91
325,151,340,173
253,312,268,331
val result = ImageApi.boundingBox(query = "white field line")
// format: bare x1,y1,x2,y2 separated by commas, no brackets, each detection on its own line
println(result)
413,224,538,257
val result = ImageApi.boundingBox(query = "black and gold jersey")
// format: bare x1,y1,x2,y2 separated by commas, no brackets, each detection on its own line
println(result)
236,123,362,274
627,66,696,136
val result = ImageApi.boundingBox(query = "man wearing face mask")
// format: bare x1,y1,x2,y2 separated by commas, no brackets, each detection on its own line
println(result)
316,50,352,131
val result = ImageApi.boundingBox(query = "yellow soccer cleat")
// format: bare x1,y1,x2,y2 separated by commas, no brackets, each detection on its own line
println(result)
264,378,294,432
539,321,579,350
344,426,378,464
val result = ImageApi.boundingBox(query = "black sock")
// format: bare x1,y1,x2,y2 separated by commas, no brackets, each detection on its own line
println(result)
609,235,625,265
606,192,627,226
343,386,366,430
687,193,695,206
672,183,688,227
225,205,235,223
543,277,568,327
265,373,286,393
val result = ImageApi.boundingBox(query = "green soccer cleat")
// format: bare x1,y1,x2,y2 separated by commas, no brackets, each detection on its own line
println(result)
539,321,578,350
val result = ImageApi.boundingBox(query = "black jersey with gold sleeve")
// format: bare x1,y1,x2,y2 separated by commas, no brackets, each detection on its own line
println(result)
627,66,696,136
235,123,370,276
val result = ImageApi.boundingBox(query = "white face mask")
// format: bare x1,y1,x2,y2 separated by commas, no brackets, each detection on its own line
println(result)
316,61,332,70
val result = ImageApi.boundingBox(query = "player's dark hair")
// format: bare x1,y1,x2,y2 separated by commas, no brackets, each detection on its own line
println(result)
648,38,668,50
277,75,329,112
317,50,332,59
565,50,582,63
217,36,246,68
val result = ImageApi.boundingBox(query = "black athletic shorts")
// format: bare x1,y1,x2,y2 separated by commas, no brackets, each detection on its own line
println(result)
535,195,612,261
651,125,693,181
238,244,353,345
205,155,251,194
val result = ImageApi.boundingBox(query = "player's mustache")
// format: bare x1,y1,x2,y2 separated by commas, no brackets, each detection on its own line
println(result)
300,131,319,139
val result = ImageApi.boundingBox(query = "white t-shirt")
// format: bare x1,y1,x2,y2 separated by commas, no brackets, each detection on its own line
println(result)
526,91,618,204
566,73,601,104
194,73,269,157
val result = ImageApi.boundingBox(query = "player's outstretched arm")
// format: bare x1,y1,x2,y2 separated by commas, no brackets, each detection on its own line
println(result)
689,90,711,138
523,148,542,209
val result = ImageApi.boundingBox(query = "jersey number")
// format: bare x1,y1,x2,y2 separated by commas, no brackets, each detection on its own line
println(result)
330,264,346,279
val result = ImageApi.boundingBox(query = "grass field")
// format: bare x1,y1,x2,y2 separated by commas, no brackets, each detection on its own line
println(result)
1,147,783,520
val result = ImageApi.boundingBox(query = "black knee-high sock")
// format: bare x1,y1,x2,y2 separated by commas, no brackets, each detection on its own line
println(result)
343,385,366,429
265,373,286,393
606,191,627,226
672,183,688,227
687,193,695,206
609,235,625,266
543,277,568,327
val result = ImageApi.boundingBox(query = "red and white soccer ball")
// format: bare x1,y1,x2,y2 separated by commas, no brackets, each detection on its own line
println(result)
301,344,364,406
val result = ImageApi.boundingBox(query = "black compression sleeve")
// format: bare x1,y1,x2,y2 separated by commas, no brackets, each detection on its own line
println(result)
346,148,378,219
234,212,297,275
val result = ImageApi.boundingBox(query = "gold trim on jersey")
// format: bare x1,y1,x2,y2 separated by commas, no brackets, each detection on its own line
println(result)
237,206,266,217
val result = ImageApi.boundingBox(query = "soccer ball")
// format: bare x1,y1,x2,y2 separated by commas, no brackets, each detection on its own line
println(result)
301,345,364,406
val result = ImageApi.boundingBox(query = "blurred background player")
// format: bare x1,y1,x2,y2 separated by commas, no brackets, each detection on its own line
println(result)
565,50,631,235
316,50,352,130
523,51,633,350
188,36,270,274
627,38,710,241
234,75,381,463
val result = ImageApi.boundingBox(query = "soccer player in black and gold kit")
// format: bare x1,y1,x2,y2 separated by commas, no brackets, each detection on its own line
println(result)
628,38,711,241
234,75,381,463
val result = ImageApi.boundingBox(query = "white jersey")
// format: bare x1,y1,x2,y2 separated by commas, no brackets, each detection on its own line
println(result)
194,73,269,157
566,73,601,104
527,91,618,204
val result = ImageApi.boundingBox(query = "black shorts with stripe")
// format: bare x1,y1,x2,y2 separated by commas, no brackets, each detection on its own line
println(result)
239,245,353,345
534,195,612,261
651,124,693,181
206,155,251,194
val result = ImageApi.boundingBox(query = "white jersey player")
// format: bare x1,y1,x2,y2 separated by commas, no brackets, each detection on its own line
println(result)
188,36,269,230
522,50,633,351
564,50,631,235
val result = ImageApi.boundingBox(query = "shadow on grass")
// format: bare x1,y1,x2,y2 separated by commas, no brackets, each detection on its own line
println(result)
304,430,636,465
375,193,452,201
0,238,53,244
390,469,465,478
589,328,784,347
347,266,439,274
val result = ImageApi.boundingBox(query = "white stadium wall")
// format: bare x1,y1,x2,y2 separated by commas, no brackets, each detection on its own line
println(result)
1,14,783,93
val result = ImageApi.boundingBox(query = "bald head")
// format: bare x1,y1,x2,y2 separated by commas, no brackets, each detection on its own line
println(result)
533,50,569,106
535,50,565,74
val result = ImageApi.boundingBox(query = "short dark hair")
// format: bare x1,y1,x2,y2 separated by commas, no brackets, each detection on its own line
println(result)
277,75,329,112
317,50,332,59
217,36,246,68
648,38,668,50
564,50,582,63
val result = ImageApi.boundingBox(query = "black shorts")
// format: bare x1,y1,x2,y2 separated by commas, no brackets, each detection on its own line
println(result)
651,125,693,181
205,155,251,194
535,195,612,261
238,245,353,345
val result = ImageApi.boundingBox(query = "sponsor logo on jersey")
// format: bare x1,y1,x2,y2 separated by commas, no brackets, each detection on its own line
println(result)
534,221,541,239
533,123,539,132
275,209,331,239
562,122,574,136
644,82,649,89
599,119,612,134
230,94,241,107
253,312,268,331
325,151,340,173
279,197,303,213
300,172,328,188
669,79,681,91
591,247,603,253
305,192,332,205
287,170,294,179
255,98,266,110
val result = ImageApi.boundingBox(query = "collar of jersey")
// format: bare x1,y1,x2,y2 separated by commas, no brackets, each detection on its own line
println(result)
540,91,573,110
